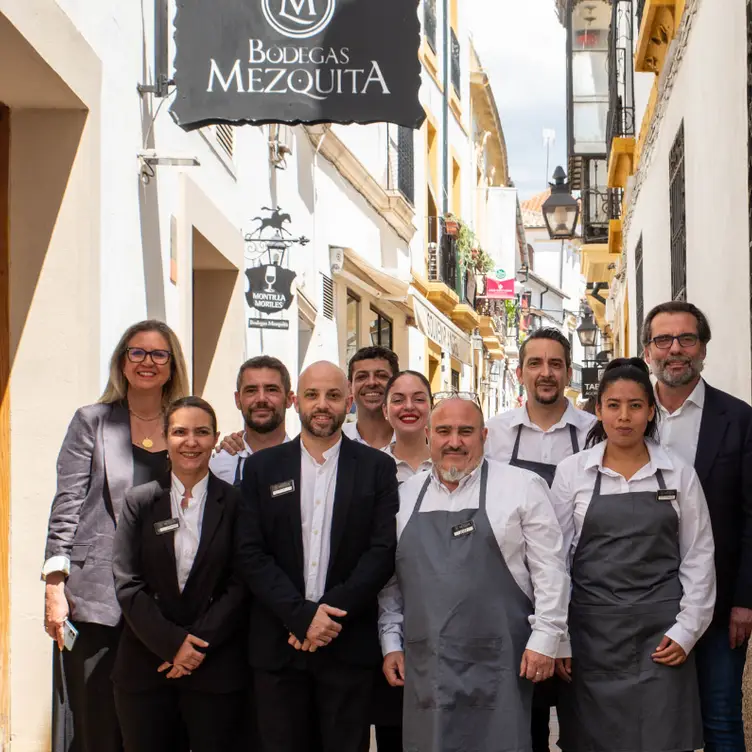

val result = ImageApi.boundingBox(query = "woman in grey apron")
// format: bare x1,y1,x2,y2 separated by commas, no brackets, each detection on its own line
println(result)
551,358,715,752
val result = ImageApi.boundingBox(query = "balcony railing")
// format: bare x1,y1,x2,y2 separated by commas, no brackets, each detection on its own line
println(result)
427,218,458,293
581,158,610,244
450,28,461,98
388,126,415,205
636,0,646,33
609,188,624,221
606,0,636,150
476,298,509,340
424,0,437,53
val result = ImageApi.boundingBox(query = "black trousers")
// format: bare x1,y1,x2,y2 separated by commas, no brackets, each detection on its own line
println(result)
52,622,123,752
254,659,373,752
114,685,246,752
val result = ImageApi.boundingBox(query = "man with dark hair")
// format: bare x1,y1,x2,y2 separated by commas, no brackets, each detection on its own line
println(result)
643,301,752,752
210,356,293,485
343,346,399,450
485,326,594,752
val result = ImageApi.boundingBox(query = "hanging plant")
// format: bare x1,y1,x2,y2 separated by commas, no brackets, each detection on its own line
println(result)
444,213,460,236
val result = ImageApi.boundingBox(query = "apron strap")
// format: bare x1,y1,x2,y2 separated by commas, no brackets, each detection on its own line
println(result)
413,473,433,513
593,468,604,497
233,456,243,487
511,424,523,462
569,423,579,454
655,468,667,490
478,460,490,512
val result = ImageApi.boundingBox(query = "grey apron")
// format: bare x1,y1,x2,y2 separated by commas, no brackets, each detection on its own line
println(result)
510,423,579,488
558,468,703,752
397,461,535,752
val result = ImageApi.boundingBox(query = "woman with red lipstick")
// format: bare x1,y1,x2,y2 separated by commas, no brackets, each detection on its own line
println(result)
550,358,715,752
382,371,433,483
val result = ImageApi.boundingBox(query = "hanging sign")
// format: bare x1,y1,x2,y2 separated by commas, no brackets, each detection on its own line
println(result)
245,264,297,314
171,0,425,130
582,367,600,398
485,268,515,300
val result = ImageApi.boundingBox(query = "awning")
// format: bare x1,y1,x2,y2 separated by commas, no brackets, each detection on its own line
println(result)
339,247,410,300
410,287,473,365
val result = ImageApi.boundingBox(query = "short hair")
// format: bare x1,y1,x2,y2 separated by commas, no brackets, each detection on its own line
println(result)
641,302,712,348
164,396,218,436
347,346,400,382
384,370,433,404
99,320,189,407
519,327,572,369
236,356,292,394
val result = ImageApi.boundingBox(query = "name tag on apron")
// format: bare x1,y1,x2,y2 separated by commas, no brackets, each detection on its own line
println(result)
271,480,295,498
452,520,476,538
656,489,678,503
154,518,180,535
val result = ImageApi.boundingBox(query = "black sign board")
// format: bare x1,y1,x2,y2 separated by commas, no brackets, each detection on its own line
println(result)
248,318,291,330
245,264,297,314
172,0,425,129
582,367,600,399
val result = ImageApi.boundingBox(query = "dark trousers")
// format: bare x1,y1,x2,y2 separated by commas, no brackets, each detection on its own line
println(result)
52,622,122,752
254,659,373,752
695,623,748,752
114,685,246,752
531,705,552,752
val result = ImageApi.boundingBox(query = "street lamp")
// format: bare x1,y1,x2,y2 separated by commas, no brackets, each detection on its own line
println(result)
577,311,599,348
542,166,580,240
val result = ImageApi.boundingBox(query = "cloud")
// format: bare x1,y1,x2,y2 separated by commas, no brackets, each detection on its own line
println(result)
467,0,568,198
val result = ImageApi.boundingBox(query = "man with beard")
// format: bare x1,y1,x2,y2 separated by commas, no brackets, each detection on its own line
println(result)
484,327,594,752
643,301,752,752
236,361,399,752
379,395,569,752
343,346,399,450
210,356,292,485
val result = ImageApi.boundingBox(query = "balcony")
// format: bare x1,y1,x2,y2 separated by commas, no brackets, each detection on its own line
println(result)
450,29,461,98
387,126,415,205
427,218,460,314
608,188,624,255
581,159,610,245
635,0,677,74
476,298,509,341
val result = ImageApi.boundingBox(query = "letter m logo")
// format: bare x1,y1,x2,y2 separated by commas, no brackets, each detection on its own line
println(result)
279,0,318,24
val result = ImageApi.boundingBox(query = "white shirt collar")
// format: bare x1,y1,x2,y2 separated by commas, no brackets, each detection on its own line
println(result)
383,442,432,467
510,399,588,433
171,471,210,500
240,431,291,457
583,439,674,477
301,436,343,465
430,458,484,494
656,378,705,415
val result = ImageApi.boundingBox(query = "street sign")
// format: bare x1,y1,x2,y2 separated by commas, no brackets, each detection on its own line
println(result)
582,367,600,398
171,0,425,129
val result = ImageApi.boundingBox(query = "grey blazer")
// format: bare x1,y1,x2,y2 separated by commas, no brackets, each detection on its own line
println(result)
44,401,135,627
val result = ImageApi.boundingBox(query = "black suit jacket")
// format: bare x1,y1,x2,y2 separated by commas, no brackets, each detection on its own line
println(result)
111,473,248,692
236,434,399,671
695,382,752,623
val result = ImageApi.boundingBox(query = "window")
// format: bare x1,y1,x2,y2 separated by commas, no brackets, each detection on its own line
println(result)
346,292,360,364
424,0,437,53
635,235,644,353
451,369,460,391
450,28,461,98
397,126,415,205
369,308,393,349
669,123,687,301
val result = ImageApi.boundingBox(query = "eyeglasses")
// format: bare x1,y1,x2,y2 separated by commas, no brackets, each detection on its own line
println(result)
648,333,700,350
125,347,172,365
433,391,481,407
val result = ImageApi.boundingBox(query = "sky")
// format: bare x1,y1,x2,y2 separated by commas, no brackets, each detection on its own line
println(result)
466,0,567,201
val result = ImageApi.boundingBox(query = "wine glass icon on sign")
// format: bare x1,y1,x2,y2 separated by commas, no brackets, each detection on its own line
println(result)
264,265,277,293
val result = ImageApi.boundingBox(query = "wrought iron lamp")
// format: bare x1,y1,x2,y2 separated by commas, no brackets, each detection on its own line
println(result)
576,311,599,348
542,166,580,240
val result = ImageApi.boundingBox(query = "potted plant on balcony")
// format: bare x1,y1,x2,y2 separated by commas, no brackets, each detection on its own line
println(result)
444,213,460,236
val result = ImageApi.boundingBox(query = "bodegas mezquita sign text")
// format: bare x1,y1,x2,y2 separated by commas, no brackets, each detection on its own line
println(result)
171,0,425,129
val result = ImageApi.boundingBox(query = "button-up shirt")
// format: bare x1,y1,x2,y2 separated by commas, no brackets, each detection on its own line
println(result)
343,420,394,450
210,432,290,484
551,440,716,654
170,472,210,592
300,438,341,602
485,401,596,466
378,459,570,658
382,443,432,483
655,379,705,467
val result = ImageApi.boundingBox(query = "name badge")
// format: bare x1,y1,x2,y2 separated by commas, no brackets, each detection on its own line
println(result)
656,489,678,503
452,520,476,538
271,480,295,498
154,518,180,535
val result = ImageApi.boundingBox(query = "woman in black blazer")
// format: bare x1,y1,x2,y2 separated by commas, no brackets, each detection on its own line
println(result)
43,319,189,752
112,396,248,752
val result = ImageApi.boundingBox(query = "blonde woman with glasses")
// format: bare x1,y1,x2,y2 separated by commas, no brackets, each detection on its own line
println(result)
43,320,189,752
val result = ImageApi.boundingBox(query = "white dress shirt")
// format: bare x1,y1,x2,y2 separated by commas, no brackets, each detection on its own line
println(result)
378,459,570,659
209,432,291,484
550,440,716,655
300,438,341,602
655,379,705,467
382,443,432,483
170,472,210,592
343,420,394,450
485,401,596,465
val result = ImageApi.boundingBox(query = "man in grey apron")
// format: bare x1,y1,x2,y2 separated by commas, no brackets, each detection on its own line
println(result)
379,396,570,752
486,328,594,751
558,469,703,752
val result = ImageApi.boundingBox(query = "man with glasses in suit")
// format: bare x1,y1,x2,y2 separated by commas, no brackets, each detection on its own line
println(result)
643,301,752,752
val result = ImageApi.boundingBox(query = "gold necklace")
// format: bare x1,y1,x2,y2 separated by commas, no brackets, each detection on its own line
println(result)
130,410,163,449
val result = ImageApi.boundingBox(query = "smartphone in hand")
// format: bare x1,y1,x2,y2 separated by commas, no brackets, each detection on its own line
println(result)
63,620,79,651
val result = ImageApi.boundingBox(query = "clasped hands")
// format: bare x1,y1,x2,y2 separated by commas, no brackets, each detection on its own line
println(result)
157,634,210,679
288,604,347,653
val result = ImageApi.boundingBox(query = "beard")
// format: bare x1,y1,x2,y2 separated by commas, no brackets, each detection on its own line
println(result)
300,409,346,438
651,354,704,387
438,451,481,483
243,405,285,434
532,379,562,406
